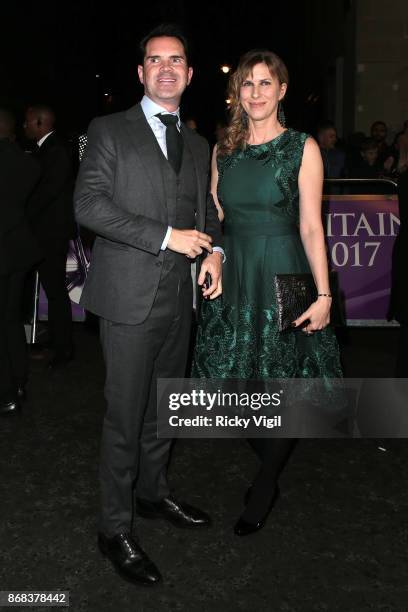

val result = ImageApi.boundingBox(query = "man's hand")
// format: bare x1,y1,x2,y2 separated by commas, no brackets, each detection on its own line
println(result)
198,251,223,299
167,228,213,258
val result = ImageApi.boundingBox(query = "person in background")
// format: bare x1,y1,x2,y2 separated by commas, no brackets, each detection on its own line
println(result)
381,125,408,182
394,124,408,177
370,120,395,171
0,109,41,414
347,138,381,179
24,105,77,369
393,119,408,155
316,121,346,179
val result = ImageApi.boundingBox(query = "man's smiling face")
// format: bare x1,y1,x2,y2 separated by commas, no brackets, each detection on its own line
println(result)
138,36,193,111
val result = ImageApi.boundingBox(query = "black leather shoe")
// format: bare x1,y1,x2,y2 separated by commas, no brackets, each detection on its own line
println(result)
234,485,280,537
98,532,161,586
0,400,21,416
136,496,211,528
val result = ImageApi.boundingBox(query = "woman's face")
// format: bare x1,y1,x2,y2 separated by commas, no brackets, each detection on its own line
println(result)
239,62,286,123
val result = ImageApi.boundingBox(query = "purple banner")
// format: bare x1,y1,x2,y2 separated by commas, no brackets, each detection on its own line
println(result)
323,196,400,324
38,238,90,322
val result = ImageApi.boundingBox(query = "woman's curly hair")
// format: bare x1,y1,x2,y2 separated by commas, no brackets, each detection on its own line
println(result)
218,49,289,156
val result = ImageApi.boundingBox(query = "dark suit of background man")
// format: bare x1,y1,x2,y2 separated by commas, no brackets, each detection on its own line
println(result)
0,109,41,415
74,24,223,586
24,105,77,368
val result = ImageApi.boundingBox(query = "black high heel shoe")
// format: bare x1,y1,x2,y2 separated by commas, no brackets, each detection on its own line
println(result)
234,484,280,536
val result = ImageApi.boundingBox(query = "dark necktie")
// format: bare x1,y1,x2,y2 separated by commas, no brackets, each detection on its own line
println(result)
156,113,183,174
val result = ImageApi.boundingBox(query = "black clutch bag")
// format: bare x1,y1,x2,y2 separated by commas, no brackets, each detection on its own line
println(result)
274,274,316,332
274,272,345,332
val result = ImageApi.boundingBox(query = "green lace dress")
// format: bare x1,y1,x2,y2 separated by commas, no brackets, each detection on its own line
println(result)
192,128,343,380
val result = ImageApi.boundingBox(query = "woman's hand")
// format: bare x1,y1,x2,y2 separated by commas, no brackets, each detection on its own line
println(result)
292,296,332,334
203,275,222,300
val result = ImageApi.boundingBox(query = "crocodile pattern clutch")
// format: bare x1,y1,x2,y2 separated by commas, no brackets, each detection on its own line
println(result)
274,274,317,332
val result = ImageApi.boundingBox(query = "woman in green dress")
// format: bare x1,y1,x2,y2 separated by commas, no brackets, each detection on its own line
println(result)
192,49,343,536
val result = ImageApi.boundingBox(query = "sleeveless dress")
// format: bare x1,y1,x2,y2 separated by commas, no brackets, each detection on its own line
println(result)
192,129,343,381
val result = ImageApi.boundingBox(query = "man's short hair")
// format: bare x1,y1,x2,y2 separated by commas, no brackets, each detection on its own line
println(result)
139,23,190,64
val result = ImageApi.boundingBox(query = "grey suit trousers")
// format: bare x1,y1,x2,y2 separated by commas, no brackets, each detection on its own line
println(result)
98,266,193,536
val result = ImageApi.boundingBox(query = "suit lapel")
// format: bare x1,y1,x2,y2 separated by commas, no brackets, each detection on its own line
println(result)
181,125,206,230
124,104,166,207
34,132,56,158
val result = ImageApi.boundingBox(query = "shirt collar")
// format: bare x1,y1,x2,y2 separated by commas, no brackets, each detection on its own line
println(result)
141,95,181,128
37,131,54,147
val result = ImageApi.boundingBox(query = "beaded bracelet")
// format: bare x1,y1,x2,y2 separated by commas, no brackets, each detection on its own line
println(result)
317,293,332,297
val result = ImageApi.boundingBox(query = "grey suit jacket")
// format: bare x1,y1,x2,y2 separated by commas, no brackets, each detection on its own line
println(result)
74,103,222,324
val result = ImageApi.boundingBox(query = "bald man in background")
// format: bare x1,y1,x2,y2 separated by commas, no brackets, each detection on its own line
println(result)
24,105,77,368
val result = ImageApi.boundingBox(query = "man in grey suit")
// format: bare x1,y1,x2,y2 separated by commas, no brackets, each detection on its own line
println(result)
74,24,223,586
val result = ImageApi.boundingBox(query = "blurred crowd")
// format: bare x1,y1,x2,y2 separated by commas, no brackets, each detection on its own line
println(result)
316,119,408,182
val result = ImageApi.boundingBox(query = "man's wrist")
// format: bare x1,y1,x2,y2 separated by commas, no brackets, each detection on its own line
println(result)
211,247,225,262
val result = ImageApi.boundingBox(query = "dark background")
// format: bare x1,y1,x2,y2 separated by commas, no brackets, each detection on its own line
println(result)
0,1,355,141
